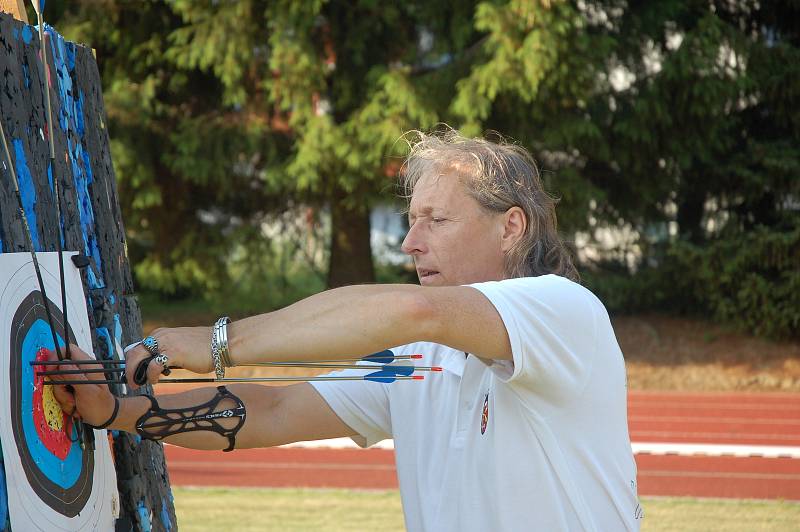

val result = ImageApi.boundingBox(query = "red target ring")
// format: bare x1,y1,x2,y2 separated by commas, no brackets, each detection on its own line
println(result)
31,347,74,460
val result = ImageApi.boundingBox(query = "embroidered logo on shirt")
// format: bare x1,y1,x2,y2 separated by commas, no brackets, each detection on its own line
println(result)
480,392,490,434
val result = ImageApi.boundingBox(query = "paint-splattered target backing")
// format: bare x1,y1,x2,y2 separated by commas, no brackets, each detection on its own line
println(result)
0,253,117,530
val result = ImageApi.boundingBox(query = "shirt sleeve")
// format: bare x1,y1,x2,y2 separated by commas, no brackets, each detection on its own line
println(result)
310,362,395,448
469,275,599,404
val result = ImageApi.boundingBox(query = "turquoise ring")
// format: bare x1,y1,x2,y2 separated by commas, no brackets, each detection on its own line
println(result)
142,335,160,356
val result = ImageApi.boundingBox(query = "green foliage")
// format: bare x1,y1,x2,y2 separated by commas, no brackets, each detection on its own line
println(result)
51,0,453,293
138,234,328,323
46,1,799,339
215,234,328,314
684,227,800,339
585,226,800,339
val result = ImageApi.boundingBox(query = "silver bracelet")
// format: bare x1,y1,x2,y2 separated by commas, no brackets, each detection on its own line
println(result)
211,316,232,380
218,316,233,368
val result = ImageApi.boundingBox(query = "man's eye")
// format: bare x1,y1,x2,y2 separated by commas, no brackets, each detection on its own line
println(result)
431,218,445,224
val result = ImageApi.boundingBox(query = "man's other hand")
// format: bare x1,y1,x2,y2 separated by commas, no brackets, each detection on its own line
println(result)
48,345,118,428
124,326,213,389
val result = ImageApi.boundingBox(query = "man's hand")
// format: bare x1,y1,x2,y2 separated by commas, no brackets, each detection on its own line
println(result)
124,326,213,389
49,346,118,428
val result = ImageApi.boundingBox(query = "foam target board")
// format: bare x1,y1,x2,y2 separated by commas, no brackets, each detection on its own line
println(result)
0,252,118,530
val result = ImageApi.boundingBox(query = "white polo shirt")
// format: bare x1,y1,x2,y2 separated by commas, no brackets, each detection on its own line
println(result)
311,275,641,531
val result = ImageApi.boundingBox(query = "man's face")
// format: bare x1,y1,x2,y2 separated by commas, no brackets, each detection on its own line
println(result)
401,170,507,286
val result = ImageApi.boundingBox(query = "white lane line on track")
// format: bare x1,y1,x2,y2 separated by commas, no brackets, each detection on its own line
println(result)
630,430,800,442
276,438,800,458
629,415,800,425
638,470,800,480
280,438,394,450
632,442,800,458
629,404,800,412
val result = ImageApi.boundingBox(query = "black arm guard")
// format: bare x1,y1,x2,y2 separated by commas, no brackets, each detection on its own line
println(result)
135,385,246,452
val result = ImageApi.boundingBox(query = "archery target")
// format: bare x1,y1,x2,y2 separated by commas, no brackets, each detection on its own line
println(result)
0,252,118,531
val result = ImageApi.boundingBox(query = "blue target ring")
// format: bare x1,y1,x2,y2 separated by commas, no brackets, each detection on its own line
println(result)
20,318,82,488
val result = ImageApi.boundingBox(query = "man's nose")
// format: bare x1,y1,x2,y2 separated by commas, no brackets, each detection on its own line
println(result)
401,223,425,255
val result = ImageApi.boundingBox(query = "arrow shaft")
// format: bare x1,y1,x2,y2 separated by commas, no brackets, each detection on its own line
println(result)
38,367,124,375
32,359,124,366
44,375,424,385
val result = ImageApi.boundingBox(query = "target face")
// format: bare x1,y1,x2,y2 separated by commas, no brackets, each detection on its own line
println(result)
10,290,93,515
1,252,118,530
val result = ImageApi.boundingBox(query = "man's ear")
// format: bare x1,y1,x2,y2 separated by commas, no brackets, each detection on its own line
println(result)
501,206,527,252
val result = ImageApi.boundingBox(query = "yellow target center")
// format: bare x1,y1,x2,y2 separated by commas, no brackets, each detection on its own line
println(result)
42,384,65,431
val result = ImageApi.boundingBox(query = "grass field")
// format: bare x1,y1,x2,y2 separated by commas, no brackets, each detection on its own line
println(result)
172,487,800,531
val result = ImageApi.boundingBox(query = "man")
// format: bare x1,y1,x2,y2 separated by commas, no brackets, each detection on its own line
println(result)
53,129,641,531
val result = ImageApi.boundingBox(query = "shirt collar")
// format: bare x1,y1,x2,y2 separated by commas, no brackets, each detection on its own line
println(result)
439,350,468,377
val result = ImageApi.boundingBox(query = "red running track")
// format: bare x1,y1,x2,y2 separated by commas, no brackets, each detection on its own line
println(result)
165,447,398,490
629,391,800,446
636,454,800,499
163,390,800,500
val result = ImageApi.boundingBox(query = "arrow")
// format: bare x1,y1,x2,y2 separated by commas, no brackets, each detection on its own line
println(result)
32,354,437,373
43,367,426,386
35,363,440,377
253,350,422,365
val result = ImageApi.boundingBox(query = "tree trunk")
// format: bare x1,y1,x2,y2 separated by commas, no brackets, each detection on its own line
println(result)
676,174,707,244
326,188,375,288
0,14,175,531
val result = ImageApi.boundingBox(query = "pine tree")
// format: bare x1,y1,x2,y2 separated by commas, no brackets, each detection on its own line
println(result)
52,1,798,300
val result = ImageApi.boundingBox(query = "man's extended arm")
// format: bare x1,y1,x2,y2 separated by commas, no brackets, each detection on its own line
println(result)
231,284,513,363
134,284,512,386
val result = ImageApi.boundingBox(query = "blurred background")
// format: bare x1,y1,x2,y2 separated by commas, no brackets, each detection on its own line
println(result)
40,0,798,342
36,0,798,384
